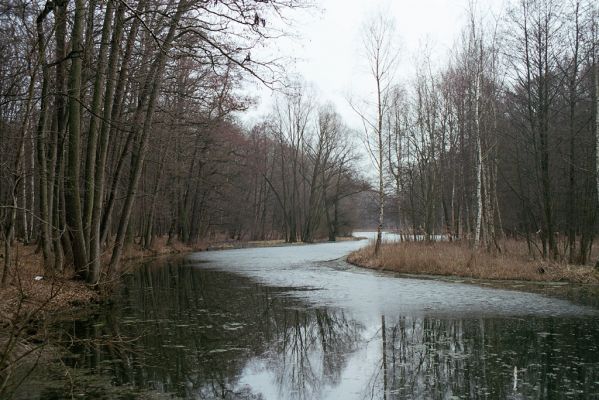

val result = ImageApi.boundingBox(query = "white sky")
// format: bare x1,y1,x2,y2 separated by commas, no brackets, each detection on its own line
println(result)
239,0,505,130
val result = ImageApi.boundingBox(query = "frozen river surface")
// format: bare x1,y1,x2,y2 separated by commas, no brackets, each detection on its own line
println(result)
191,234,597,319
22,233,599,399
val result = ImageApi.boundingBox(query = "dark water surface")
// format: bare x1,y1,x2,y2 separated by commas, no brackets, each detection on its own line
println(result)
18,237,599,399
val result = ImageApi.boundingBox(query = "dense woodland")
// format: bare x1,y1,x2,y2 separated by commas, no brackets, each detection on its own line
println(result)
0,0,370,285
0,0,598,287
360,0,599,263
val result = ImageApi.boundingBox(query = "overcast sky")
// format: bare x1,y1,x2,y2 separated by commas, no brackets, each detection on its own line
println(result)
239,0,505,130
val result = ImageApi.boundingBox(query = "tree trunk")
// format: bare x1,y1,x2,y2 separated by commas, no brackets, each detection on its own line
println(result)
83,0,115,255
87,1,125,284
109,0,188,273
143,141,168,249
35,6,55,273
52,0,68,272
99,0,145,245
375,71,384,255
594,57,599,268
474,126,483,248
65,0,88,277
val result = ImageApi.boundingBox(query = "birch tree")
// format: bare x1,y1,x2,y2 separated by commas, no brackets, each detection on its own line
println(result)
351,11,399,255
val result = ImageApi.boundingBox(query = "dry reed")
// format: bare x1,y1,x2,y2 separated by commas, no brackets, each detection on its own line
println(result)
347,240,599,284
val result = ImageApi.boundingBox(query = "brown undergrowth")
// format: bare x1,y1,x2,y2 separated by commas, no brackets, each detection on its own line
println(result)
0,236,218,318
0,234,358,321
0,237,207,396
347,240,599,284
0,246,95,322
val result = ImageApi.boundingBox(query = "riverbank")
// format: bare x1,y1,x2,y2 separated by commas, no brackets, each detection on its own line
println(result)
0,238,201,320
10,235,599,399
1,235,360,321
0,238,195,396
0,234,361,396
347,240,599,284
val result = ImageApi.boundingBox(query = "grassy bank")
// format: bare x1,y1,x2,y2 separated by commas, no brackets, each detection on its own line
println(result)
347,240,599,284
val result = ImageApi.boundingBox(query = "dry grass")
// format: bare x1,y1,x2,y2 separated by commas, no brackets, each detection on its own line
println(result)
0,237,204,322
0,234,351,319
120,236,207,260
347,240,599,284
0,244,99,323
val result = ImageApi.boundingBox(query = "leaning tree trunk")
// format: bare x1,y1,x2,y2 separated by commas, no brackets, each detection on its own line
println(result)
99,0,146,245
87,0,124,285
108,0,188,274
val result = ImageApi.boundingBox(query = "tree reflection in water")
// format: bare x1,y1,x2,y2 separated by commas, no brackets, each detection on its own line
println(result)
51,260,364,399
255,307,361,399
33,258,599,399
371,315,599,399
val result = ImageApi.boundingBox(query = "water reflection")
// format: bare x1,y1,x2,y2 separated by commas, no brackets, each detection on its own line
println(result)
38,260,365,399
372,315,599,399
22,257,599,399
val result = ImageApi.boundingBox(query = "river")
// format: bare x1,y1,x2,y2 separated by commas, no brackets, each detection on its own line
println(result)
17,234,599,399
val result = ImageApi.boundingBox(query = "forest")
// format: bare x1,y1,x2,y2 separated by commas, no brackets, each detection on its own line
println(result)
0,0,598,291
0,0,370,287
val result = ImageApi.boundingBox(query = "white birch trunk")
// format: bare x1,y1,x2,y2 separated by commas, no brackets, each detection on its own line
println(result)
474,73,483,249
375,68,384,256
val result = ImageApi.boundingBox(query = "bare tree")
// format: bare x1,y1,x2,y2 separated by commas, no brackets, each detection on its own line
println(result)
351,11,399,255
